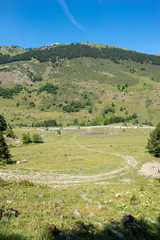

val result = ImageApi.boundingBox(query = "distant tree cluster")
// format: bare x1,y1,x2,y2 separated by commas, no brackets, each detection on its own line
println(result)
62,101,84,113
104,113,137,125
117,84,128,92
22,133,43,144
1,43,160,65
103,107,115,115
38,83,59,94
33,119,58,127
0,85,23,99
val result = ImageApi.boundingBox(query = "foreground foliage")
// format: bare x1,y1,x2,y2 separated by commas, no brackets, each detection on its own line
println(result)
147,122,160,157
0,132,11,164
0,114,7,132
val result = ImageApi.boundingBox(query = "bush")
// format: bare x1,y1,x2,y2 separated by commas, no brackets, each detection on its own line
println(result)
32,75,43,82
146,122,160,157
0,132,11,164
73,119,78,125
104,107,115,114
88,108,92,113
63,101,84,113
0,84,23,99
39,83,59,94
104,116,126,125
29,102,36,108
32,134,43,143
22,133,32,144
5,128,16,138
33,119,57,127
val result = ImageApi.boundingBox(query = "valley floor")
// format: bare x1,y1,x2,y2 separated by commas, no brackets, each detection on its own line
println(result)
0,126,160,239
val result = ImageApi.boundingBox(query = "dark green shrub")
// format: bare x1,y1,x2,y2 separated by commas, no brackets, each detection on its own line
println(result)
22,133,32,144
5,128,16,138
73,119,79,125
88,108,92,113
32,75,43,82
0,114,7,131
0,85,23,99
104,107,115,114
146,122,160,157
29,102,36,108
39,83,59,94
32,134,43,143
0,132,11,164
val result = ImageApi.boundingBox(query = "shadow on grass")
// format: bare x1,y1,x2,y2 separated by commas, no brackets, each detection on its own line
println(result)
0,233,26,240
44,214,160,240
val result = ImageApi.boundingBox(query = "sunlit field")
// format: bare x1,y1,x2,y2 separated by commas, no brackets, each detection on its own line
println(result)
0,126,160,239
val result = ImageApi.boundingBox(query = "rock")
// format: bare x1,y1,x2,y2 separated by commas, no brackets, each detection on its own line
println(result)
48,224,61,237
104,200,112,203
56,200,65,205
97,202,103,210
115,193,122,198
112,220,121,229
112,220,121,225
110,229,124,239
20,159,27,164
37,194,43,198
122,213,135,224
73,209,81,217
94,222,104,228
72,225,87,232
132,221,141,229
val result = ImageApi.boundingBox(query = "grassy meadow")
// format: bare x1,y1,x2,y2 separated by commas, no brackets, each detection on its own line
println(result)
0,126,160,239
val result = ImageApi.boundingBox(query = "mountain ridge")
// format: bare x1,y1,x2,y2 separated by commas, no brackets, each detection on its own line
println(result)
0,42,160,66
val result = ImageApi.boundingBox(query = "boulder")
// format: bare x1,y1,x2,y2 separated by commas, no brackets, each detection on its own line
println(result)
20,159,27,164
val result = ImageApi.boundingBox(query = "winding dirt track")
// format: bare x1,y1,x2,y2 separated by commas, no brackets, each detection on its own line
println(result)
0,136,138,187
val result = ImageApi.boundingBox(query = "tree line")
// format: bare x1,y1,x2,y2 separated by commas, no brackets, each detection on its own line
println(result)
0,43,160,65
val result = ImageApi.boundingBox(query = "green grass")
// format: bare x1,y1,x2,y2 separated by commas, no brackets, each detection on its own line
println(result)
0,126,160,239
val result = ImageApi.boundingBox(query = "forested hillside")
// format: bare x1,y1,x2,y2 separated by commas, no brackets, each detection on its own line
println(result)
0,43,159,127
0,43,160,65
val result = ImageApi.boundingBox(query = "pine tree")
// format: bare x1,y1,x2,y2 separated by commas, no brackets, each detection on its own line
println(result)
0,114,7,132
146,123,160,157
0,132,11,164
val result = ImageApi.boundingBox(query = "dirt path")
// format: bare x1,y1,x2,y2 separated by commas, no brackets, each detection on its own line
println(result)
0,138,138,187
22,125,155,131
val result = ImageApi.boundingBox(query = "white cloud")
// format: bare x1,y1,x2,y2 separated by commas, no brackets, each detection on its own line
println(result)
57,0,84,31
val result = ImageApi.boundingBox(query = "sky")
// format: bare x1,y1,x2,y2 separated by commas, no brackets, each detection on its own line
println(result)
0,0,159,54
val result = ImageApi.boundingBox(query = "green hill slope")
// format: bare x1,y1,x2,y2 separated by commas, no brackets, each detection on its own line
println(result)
0,43,159,127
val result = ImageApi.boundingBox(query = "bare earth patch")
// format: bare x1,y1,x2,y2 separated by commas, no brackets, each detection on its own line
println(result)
139,161,160,178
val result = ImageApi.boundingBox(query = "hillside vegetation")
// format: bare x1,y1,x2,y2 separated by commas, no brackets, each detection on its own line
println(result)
0,43,159,127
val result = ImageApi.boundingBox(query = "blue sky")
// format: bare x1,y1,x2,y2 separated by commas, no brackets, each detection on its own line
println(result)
0,0,159,54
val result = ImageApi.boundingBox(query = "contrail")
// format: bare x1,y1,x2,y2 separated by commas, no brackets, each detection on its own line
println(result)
57,0,84,31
